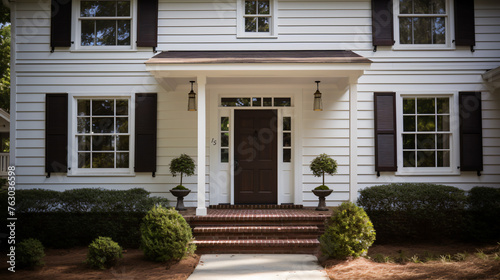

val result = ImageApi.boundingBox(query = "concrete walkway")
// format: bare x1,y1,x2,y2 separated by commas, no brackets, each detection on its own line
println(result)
187,254,329,280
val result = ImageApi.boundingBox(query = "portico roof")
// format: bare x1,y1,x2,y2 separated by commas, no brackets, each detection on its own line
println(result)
145,50,372,64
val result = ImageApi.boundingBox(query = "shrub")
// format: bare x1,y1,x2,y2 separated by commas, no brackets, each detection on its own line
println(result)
0,188,169,248
86,237,123,270
320,202,376,259
17,238,45,269
140,205,194,262
310,153,337,187
467,187,500,242
357,183,467,242
170,154,196,188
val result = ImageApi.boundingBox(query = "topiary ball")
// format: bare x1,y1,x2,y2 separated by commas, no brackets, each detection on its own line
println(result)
86,237,123,270
17,238,45,269
140,205,194,262
320,202,376,259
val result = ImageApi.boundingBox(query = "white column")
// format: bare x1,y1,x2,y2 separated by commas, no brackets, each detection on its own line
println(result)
349,81,358,203
196,76,208,216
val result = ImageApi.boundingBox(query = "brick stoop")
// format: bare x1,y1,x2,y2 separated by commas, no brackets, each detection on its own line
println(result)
183,207,331,254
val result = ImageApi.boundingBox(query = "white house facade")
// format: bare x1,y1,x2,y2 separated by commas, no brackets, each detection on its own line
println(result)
9,0,500,215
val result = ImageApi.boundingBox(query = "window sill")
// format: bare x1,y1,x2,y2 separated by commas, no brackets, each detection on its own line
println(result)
395,170,460,176
67,172,136,177
392,45,455,51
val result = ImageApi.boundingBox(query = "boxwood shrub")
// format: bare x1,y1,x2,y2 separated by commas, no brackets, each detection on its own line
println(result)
467,186,500,242
0,188,169,248
357,183,467,242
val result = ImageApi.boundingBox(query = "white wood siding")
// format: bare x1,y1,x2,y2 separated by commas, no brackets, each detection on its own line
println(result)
11,0,500,207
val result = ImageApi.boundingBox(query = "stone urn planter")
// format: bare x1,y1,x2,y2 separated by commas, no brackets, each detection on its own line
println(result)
170,189,191,211
312,189,333,211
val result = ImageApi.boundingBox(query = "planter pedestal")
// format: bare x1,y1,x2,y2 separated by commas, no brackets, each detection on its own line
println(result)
312,189,333,211
170,189,191,211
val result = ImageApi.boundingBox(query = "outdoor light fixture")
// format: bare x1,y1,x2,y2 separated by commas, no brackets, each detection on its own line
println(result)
313,81,323,111
187,81,196,111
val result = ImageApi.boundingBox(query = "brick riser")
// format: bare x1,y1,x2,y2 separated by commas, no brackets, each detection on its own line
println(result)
194,239,320,254
194,226,320,240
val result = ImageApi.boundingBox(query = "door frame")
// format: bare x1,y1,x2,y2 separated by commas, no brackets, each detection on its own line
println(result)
208,88,303,206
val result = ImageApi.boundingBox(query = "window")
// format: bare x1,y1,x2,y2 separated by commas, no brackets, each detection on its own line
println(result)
283,117,291,162
400,96,454,171
395,0,450,46
244,0,271,33
79,0,132,46
220,117,229,163
237,0,277,37
220,97,291,107
76,98,130,170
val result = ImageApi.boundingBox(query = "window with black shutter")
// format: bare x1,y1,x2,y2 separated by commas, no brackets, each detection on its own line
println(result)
459,92,483,175
374,92,397,174
45,94,68,177
135,93,157,176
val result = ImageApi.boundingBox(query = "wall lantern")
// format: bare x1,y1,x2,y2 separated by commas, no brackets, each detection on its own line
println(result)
188,81,196,111
313,81,323,111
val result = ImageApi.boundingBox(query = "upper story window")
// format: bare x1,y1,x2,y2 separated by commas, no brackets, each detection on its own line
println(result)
244,1,271,33
237,0,277,38
394,0,452,47
78,0,132,47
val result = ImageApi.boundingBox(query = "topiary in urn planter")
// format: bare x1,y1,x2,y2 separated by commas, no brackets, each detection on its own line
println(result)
310,153,337,211
169,154,195,211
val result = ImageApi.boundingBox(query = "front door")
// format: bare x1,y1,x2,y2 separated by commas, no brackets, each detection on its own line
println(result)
234,110,278,204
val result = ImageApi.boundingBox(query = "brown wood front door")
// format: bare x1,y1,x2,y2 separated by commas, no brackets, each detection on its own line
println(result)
234,110,278,204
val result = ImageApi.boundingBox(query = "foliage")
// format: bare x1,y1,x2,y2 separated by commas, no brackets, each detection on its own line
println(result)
0,1,9,25
314,185,330,190
357,183,468,242
467,187,500,242
0,188,169,248
309,153,337,186
320,202,375,259
140,205,195,262
0,24,9,111
86,237,123,270
17,238,45,269
170,154,196,187
172,185,189,191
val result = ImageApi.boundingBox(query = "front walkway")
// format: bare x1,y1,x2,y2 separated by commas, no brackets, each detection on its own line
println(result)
187,254,329,280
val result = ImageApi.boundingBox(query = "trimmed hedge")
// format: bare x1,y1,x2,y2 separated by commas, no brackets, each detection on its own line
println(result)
358,183,500,243
467,187,500,242
0,188,169,248
357,183,468,242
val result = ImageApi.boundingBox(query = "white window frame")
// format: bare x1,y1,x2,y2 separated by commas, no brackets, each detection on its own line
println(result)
237,0,278,38
395,92,460,176
69,94,135,176
72,0,137,51
393,0,455,50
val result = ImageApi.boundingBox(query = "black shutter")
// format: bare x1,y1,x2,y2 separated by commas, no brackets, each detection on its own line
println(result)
50,0,72,48
137,0,158,47
454,0,476,47
372,0,394,46
45,94,68,177
374,92,397,173
135,93,157,175
459,92,483,173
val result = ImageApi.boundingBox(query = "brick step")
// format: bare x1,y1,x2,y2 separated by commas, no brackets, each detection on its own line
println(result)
209,204,303,209
187,215,327,229
193,226,320,240
193,239,320,254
